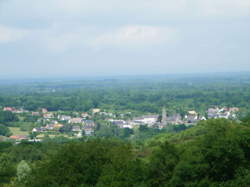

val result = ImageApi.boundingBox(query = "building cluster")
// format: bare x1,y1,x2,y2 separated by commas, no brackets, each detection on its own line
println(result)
108,114,159,129
207,107,239,119
107,107,240,129
1,106,240,143
3,107,28,113
32,110,96,137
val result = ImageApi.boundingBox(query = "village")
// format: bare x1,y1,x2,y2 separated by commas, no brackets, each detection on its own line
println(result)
2,106,240,143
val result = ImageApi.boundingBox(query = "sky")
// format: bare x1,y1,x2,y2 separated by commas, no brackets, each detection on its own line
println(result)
0,0,250,78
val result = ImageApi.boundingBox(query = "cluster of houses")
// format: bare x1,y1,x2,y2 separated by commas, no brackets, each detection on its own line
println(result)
108,115,159,129
3,107,28,113
107,107,240,129
108,111,201,129
207,107,239,119
1,106,240,143
32,112,96,137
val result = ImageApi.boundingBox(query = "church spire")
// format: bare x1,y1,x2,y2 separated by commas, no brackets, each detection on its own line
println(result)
161,107,167,126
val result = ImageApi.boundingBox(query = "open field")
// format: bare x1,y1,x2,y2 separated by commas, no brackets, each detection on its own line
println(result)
9,127,29,136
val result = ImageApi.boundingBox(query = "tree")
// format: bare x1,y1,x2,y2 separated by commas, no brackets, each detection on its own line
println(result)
0,124,12,137
147,142,179,186
17,160,31,184
200,119,245,181
0,111,18,123
0,153,16,184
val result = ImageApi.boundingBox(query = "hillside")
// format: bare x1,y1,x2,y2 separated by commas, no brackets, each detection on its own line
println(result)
0,118,249,186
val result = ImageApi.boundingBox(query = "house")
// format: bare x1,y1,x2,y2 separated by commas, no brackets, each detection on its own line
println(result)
28,139,42,142
188,111,198,115
100,112,114,117
76,131,83,138
69,118,83,124
3,107,15,112
122,124,133,129
32,127,43,133
41,108,48,113
92,108,101,114
45,124,55,130
109,119,126,127
207,107,239,119
32,112,40,116
167,114,183,125
133,115,159,126
53,123,64,129
72,126,81,132
10,135,28,142
83,127,94,136
82,120,95,135
229,107,240,113
81,112,90,118
83,120,96,127
186,115,198,124
58,115,71,121
13,108,27,114
218,111,231,119
199,116,207,121
207,108,220,119
51,120,58,124
43,113,54,119
32,127,46,133
185,111,198,124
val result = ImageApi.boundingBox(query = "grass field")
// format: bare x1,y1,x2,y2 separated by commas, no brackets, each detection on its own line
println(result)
9,127,29,136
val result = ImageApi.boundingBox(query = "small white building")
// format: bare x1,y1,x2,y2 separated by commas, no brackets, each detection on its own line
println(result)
133,115,159,125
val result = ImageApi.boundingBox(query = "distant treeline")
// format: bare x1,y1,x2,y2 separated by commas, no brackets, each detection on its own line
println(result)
0,75,250,115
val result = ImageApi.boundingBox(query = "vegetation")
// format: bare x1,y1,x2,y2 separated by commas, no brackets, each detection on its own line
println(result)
0,118,249,186
0,124,12,137
0,75,250,186
0,74,250,115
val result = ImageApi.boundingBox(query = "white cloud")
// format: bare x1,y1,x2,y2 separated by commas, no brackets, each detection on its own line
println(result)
44,0,250,18
91,25,177,48
0,25,29,43
37,25,92,53
1,0,250,24
0,24,176,52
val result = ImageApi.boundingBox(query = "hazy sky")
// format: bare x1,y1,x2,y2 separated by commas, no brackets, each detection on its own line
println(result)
0,0,250,78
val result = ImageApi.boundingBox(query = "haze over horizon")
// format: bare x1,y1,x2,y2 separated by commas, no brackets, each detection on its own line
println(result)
0,0,250,78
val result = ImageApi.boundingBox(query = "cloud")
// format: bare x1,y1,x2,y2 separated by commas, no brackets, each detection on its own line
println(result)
91,25,177,48
0,23,177,52
39,0,250,18
38,25,177,52
36,24,92,53
1,0,250,25
0,25,29,43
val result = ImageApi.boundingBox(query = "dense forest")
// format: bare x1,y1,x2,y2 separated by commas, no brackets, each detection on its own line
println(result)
0,73,250,116
0,118,250,186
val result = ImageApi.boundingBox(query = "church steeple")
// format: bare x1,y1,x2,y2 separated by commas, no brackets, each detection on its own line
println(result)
161,107,167,126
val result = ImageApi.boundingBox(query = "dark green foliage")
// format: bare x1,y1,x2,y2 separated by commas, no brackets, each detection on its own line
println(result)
1,74,250,114
0,124,12,136
0,141,13,153
199,120,245,181
0,111,18,123
26,140,143,187
7,142,44,163
0,119,249,186
118,128,134,139
96,144,145,187
0,153,16,184
147,142,179,186
241,114,250,124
